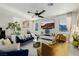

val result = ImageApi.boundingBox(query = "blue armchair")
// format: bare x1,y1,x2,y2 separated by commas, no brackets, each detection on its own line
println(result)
0,49,29,56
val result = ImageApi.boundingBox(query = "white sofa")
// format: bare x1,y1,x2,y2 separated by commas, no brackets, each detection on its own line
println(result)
0,38,20,52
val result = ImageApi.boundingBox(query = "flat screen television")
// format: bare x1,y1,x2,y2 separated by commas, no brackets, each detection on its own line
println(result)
41,20,55,29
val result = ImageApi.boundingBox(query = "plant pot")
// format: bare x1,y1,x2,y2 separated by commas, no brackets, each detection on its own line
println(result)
11,35,16,43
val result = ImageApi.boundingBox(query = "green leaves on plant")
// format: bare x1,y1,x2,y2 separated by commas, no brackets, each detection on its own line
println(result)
6,21,21,35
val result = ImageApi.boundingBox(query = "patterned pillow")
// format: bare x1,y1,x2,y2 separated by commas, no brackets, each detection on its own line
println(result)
18,35,22,39
25,34,30,38
18,35,25,40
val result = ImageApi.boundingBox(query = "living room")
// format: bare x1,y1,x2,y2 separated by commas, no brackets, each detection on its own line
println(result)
0,3,79,56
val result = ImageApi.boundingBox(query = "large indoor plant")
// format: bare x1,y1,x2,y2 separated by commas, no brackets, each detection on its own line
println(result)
6,21,21,35
72,32,79,47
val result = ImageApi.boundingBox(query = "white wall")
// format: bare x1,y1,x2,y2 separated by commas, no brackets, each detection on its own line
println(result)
0,16,13,36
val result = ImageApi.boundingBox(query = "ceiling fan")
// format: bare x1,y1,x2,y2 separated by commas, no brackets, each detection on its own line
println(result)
27,10,46,18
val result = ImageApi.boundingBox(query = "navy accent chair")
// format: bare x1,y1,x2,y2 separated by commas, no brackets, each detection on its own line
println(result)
0,49,29,56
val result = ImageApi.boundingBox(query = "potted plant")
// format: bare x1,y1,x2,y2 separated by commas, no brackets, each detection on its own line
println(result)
6,21,21,43
6,21,21,35
72,32,79,48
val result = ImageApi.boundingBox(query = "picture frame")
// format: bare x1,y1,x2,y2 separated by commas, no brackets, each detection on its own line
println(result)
23,20,29,28
59,24,68,32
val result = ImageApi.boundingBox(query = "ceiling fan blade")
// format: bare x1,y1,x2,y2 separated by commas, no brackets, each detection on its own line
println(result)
27,11,33,13
38,16,44,18
38,10,45,15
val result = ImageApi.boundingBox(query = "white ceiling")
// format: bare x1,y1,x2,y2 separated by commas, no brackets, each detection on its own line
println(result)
0,3,79,19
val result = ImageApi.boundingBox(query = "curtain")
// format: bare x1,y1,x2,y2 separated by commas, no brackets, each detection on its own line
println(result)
68,11,79,43
77,10,79,28
66,14,72,31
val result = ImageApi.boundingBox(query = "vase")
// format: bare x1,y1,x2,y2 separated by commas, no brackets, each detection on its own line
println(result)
11,35,16,43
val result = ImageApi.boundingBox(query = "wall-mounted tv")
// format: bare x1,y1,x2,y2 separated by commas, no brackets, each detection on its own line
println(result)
41,20,55,29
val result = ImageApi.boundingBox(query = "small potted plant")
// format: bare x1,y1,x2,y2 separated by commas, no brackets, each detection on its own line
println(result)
6,22,21,43
6,21,21,35
72,32,79,48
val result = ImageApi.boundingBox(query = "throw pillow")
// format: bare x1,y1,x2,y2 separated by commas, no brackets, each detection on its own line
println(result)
21,35,25,39
24,35,27,40
25,34,30,38
18,35,25,40
0,38,4,45
3,38,12,46
24,34,28,38
18,35,23,39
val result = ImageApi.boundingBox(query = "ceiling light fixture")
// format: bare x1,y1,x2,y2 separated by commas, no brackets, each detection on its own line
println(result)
48,3,53,6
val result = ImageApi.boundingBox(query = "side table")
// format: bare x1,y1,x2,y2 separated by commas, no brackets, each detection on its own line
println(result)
33,42,40,48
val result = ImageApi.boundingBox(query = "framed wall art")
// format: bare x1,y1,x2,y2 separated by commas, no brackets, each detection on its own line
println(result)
23,20,29,28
